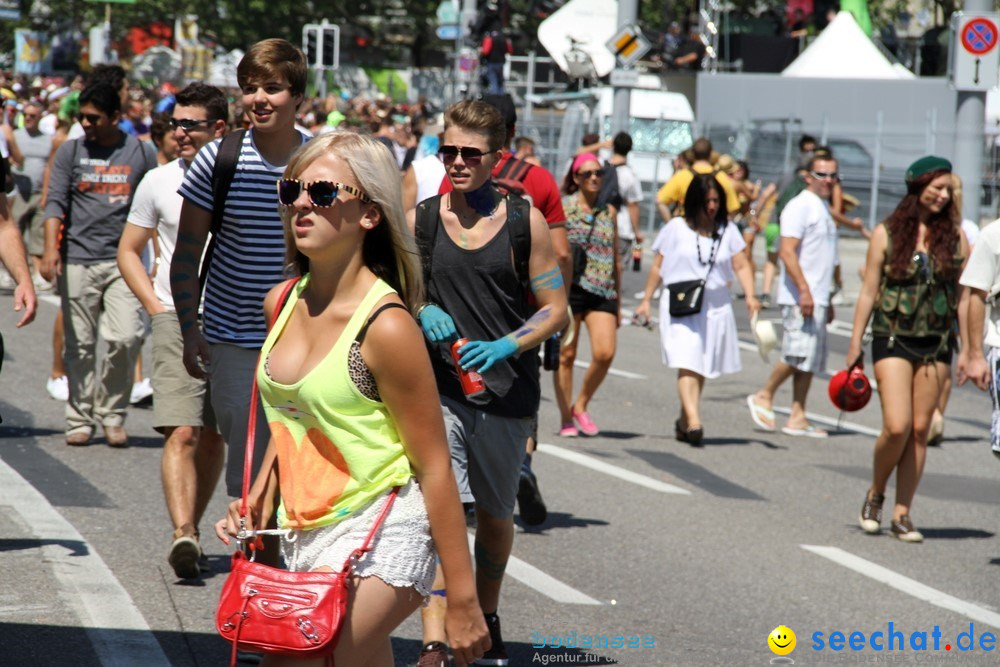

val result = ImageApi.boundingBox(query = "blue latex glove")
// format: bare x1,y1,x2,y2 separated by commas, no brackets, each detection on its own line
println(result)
418,304,457,342
458,336,519,373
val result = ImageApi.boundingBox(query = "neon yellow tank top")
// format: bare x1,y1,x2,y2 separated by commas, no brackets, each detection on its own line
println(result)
257,275,413,531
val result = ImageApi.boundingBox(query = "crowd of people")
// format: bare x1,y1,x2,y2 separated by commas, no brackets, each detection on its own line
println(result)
0,33,999,667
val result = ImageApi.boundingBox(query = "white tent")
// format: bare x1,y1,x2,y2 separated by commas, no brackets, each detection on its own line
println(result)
782,11,915,80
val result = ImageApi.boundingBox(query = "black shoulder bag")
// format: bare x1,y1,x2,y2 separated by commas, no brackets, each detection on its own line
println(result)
667,230,720,318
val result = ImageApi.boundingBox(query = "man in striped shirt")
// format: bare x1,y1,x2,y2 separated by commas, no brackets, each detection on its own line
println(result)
170,39,312,504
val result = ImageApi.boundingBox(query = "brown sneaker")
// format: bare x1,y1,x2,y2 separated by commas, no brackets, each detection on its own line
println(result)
417,641,450,667
66,431,91,446
859,491,884,534
103,425,128,447
890,515,924,543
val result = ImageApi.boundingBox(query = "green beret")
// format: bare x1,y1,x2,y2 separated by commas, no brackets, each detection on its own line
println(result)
905,155,951,184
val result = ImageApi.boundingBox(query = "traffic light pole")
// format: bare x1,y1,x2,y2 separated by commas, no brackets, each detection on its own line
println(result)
611,0,638,135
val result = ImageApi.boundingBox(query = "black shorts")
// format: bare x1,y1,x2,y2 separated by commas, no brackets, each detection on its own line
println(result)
871,335,953,365
569,285,618,316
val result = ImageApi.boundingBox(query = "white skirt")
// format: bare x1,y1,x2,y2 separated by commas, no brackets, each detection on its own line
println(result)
280,478,437,597
658,286,742,379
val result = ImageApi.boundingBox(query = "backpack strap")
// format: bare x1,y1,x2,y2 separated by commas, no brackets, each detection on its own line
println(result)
506,194,532,289
414,194,442,289
200,130,246,292
498,156,532,183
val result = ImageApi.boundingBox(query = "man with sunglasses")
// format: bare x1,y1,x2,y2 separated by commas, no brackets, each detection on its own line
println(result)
39,82,158,447
414,99,568,667
748,155,839,438
117,83,228,580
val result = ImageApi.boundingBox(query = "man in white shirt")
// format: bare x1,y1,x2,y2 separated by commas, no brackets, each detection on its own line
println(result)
957,217,1000,459
748,156,838,438
116,83,228,580
608,132,645,268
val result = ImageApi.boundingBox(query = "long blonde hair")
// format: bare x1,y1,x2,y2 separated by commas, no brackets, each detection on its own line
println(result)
280,132,424,312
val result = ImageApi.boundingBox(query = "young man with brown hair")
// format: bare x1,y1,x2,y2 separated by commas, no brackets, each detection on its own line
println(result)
412,98,568,667
171,39,311,504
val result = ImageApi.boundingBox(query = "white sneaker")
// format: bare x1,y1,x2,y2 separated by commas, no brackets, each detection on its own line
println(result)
0,270,14,291
46,376,69,401
32,273,54,292
130,378,153,405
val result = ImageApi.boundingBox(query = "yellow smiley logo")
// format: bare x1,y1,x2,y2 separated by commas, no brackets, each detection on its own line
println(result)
768,625,796,655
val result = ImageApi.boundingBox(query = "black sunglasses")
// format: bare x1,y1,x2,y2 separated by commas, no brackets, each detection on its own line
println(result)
438,145,488,166
277,179,372,208
577,169,603,180
77,112,105,124
169,118,213,131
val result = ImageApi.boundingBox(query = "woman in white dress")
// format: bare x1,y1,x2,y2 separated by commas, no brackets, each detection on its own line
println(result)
635,173,759,445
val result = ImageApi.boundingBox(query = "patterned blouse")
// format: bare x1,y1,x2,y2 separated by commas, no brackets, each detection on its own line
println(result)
564,196,618,299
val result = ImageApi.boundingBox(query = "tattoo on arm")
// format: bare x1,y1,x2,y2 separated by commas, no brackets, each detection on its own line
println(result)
474,540,508,582
530,267,564,293
513,305,552,340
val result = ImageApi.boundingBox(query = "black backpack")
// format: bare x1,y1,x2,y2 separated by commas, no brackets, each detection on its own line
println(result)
596,160,621,210
199,129,247,293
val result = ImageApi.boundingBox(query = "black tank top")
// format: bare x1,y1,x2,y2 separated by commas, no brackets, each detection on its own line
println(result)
425,206,540,418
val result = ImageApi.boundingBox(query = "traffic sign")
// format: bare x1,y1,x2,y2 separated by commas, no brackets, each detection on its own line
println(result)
604,24,650,69
436,24,461,41
952,12,1000,92
961,18,998,55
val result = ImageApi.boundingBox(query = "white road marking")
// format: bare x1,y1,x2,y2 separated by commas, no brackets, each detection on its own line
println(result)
802,545,1000,629
538,443,691,495
469,535,602,605
0,458,170,666
572,359,647,380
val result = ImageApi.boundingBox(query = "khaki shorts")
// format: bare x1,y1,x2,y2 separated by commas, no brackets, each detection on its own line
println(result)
12,191,45,256
150,312,216,433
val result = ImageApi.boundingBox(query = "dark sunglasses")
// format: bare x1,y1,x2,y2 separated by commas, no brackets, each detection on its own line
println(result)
577,169,603,180
438,145,488,166
810,170,839,181
169,118,213,131
77,112,105,124
277,179,372,208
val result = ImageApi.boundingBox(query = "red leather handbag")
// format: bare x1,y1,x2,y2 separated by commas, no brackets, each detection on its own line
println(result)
215,277,399,666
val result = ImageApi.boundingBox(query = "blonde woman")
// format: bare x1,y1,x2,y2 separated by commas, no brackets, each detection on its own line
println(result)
217,133,489,665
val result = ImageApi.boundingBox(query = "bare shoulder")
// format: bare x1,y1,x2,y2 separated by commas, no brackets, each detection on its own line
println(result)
263,278,298,322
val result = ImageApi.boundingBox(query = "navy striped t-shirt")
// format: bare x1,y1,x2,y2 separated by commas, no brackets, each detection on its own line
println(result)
178,130,311,348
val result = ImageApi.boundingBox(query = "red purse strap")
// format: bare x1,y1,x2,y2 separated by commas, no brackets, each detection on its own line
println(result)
239,277,300,519
339,486,399,575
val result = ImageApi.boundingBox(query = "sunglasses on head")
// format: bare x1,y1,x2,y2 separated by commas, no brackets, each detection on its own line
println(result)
277,179,372,208
577,169,603,180
169,118,213,131
438,145,489,166
77,112,104,124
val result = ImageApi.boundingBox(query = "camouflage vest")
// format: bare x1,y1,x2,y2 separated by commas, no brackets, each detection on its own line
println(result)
871,229,961,339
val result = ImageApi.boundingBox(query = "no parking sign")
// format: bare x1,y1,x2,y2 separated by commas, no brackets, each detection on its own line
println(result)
952,12,1000,91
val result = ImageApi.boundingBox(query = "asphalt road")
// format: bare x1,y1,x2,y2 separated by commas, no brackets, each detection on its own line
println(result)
1,235,998,666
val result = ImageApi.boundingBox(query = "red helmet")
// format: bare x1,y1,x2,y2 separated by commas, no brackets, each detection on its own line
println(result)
829,360,872,412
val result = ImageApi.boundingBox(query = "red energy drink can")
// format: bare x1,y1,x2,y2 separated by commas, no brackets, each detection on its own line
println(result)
451,338,486,397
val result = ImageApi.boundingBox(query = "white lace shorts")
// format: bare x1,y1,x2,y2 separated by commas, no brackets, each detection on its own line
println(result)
280,479,437,597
